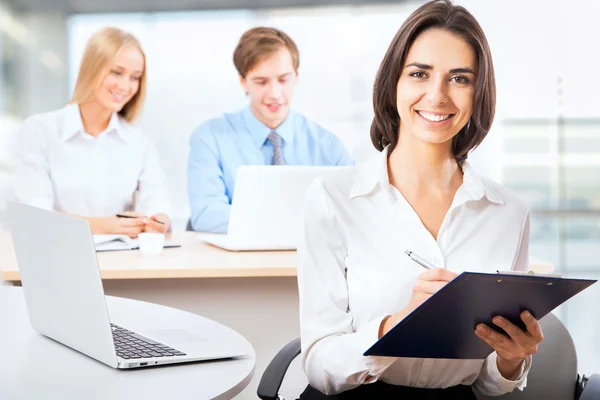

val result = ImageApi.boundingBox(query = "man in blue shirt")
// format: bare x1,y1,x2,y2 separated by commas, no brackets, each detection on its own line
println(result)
188,27,354,233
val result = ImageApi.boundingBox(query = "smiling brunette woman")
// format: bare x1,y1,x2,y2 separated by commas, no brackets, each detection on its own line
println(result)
296,1,543,399
12,27,171,237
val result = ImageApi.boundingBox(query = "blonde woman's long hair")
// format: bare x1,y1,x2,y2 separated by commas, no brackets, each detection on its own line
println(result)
70,27,147,124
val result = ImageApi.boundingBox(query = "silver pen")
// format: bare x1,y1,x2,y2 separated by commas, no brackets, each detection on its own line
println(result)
404,250,436,270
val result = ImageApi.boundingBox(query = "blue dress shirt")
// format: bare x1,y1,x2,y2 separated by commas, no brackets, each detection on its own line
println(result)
187,106,354,233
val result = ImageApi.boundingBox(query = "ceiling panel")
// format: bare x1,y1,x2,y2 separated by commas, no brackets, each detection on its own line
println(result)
5,0,407,14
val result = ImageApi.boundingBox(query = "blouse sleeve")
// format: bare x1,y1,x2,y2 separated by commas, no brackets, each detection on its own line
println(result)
298,179,396,395
136,137,171,217
11,117,54,210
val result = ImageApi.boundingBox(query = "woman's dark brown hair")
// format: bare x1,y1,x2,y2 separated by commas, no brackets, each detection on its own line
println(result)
370,0,495,161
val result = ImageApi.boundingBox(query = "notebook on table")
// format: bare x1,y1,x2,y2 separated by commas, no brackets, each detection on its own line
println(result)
93,234,181,252
364,271,596,359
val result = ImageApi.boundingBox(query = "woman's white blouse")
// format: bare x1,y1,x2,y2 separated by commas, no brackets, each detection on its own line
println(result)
297,149,532,396
11,104,170,217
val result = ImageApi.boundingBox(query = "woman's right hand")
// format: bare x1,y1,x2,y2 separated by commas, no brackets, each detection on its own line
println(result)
91,216,147,238
380,268,458,337
407,267,458,311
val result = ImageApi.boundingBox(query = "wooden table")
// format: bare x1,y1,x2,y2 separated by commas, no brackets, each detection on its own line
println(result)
0,231,298,282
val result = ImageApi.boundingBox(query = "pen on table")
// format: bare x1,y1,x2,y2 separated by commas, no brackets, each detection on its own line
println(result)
116,213,165,225
404,250,436,270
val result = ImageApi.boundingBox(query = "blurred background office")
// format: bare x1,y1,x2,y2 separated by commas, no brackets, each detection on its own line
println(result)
0,0,599,385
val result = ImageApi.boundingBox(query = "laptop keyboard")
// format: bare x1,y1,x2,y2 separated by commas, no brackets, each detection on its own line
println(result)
111,324,187,360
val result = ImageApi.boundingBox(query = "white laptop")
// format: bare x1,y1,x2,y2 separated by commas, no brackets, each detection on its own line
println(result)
6,201,247,369
202,165,345,251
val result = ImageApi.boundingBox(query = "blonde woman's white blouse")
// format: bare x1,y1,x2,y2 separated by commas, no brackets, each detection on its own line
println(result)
11,104,170,217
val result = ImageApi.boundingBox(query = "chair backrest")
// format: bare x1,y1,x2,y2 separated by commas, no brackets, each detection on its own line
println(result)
475,312,577,400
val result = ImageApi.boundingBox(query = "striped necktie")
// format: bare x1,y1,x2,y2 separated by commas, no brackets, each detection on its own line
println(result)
268,131,286,165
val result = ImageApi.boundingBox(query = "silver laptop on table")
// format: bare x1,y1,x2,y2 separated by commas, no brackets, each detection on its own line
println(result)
202,165,345,251
6,201,246,369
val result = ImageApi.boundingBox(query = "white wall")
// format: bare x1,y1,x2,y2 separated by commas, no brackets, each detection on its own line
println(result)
0,5,68,229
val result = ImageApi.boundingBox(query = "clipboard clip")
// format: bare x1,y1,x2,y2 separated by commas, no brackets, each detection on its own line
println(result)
496,270,563,278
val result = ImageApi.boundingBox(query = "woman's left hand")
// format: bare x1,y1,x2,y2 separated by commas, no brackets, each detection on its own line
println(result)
144,213,171,234
475,310,544,380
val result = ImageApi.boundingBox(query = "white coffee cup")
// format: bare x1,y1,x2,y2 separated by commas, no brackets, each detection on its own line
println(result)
138,232,165,256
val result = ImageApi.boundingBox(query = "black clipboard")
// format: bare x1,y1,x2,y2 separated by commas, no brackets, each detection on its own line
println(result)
364,272,596,359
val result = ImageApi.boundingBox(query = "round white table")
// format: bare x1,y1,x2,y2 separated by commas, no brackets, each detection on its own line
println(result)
0,286,255,400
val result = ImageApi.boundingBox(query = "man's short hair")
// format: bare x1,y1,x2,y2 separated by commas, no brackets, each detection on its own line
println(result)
233,27,299,78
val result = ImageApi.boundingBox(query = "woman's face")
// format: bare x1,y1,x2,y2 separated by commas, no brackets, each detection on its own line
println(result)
396,28,476,150
94,46,144,113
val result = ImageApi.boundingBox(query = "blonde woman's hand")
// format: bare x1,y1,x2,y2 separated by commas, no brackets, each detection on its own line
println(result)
91,216,146,238
143,213,171,234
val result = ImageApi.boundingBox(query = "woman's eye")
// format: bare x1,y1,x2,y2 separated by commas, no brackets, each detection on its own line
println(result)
409,71,427,79
111,70,122,76
451,75,471,84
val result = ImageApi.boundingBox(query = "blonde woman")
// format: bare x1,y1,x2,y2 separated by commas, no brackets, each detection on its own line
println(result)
12,27,171,237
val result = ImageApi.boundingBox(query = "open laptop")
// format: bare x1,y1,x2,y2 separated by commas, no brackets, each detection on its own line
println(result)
202,165,345,251
6,201,247,369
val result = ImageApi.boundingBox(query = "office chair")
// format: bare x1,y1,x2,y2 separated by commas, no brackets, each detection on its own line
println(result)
257,313,599,400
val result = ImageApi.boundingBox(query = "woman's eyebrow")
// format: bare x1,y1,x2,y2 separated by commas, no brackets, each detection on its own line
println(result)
405,62,431,70
449,67,475,74
404,62,475,75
